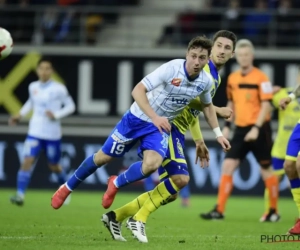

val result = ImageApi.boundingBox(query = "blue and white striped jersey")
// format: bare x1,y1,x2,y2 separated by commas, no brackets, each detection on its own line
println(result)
130,59,214,122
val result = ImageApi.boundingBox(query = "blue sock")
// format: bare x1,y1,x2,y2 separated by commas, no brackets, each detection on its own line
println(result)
55,171,67,185
180,184,190,199
66,154,98,191
17,170,32,197
115,161,146,188
143,176,155,191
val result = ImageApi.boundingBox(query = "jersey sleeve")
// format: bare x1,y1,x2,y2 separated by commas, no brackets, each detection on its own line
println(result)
259,73,273,101
19,84,33,116
53,85,76,119
141,62,172,91
272,89,285,109
198,76,213,104
189,117,203,141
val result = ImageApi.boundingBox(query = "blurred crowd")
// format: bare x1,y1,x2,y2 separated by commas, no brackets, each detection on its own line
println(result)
0,0,139,44
157,0,300,47
1,0,300,47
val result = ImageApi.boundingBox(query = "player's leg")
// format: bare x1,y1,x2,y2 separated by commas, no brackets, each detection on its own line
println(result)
260,157,284,222
252,122,279,222
101,191,152,241
179,184,191,207
102,120,170,209
51,113,140,209
284,124,300,234
10,135,41,206
200,127,249,220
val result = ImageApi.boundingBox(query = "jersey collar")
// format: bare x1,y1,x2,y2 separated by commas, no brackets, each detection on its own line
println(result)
183,61,199,82
208,60,219,89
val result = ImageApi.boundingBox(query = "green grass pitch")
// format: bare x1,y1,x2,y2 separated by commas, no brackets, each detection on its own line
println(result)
0,189,298,250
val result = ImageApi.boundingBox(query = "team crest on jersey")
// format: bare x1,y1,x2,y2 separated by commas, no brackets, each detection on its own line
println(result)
196,85,204,92
171,78,182,87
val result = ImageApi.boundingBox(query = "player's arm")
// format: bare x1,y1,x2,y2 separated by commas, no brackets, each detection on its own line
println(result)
51,87,76,120
189,116,203,142
255,80,273,128
199,82,231,151
133,62,172,133
280,69,300,109
9,87,33,125
188,98,232,118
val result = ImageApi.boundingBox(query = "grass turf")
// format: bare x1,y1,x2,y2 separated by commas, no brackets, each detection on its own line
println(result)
0,189,298,250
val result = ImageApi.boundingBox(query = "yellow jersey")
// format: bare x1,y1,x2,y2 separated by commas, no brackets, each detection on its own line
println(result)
173,61,221,136
271,88,300,159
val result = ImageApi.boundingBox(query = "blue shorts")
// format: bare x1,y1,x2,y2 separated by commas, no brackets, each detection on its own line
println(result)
158,124,189,181
23,135,61,164
286,123,300,161
272,157,285,175
101,111,170,158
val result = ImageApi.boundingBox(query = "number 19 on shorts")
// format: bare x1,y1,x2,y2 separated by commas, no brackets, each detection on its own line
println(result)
110,141,125,155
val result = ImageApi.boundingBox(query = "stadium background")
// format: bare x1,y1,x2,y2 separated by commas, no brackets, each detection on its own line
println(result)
0,0,299,197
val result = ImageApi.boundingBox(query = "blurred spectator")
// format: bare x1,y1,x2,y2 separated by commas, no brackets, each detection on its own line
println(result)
276,0,299,46
195,0,222,38
243,0,271,46
221,0,243,38
156,9,197,46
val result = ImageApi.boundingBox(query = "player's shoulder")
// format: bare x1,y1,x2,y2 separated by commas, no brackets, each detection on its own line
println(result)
28,81,39,88
202,69,214,83
228,70,240,80
165,59,185,69
51,81,67,91
253,67,269,79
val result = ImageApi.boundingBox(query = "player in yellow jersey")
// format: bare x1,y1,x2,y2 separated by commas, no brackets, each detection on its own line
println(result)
279,70,300,235
101,30,237,243
260,86,300,222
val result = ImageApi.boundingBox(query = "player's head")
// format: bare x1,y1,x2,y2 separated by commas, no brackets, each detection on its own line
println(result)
235,39,254,68
186,36,212,75
36,57,53,82
211,30,236,68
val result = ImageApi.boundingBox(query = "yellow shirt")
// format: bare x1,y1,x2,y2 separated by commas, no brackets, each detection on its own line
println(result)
271,88,300,159
173,62,221,138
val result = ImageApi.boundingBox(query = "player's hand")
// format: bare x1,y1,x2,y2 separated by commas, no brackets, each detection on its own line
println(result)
216,136,231,152
222,126,231,139
194,140,210,168
8,114,21,126
218,107,233,119
152,116,171,133
45,110,55,120
279,97,292,110
244,126,259,142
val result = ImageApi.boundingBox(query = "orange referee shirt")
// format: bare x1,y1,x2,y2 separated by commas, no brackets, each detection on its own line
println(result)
226,67,273,127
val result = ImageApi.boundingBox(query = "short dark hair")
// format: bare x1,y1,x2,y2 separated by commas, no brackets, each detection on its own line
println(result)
37,57,53,67
187,36,213,56
213,30,237,51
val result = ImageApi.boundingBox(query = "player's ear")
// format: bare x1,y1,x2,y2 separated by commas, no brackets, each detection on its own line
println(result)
231,51,235,58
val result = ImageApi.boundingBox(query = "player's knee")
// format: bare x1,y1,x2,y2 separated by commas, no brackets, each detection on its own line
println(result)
259,160,271,170
20,157,35,171
222,159,238,175
284,160,297,178
94,150,113,166
171,175,189,189
142,151,163,174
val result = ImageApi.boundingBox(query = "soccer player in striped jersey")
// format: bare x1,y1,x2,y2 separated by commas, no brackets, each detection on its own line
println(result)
279,71,300,235
101,30,237,243
51,36,231,215
9,58,76,206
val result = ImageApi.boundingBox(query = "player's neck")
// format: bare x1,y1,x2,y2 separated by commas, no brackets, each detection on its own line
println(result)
210,60,223,71
240,65,253,76
40,79,51,83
